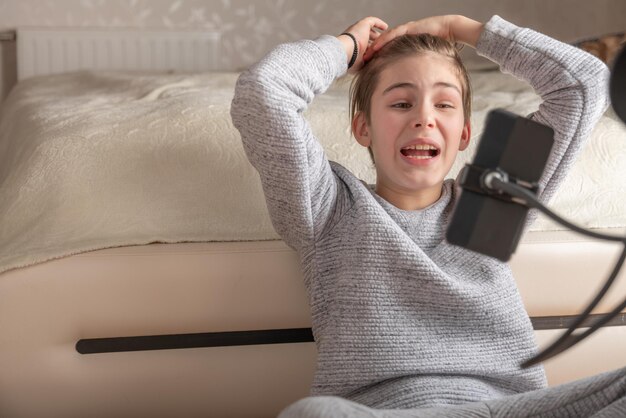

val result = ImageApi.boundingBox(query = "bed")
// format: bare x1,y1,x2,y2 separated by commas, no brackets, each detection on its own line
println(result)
0,30,625,418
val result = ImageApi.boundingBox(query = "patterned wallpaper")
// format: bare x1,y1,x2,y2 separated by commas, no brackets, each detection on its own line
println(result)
0,0,370,71
0,0,625,100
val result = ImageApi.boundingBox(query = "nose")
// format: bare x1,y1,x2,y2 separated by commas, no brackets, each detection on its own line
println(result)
413,104,435,128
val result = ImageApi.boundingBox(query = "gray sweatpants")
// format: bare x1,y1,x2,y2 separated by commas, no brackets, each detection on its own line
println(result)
279,367,626,418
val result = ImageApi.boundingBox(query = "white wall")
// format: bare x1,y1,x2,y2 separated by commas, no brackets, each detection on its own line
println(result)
0,0,624,101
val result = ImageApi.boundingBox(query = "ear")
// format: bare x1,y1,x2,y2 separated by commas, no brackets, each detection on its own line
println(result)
458,121,471,151
352,111,371,148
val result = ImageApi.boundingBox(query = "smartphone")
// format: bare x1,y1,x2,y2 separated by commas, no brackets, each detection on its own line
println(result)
445,109,554,261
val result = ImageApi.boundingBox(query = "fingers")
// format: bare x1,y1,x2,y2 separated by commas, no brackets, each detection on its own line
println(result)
362,28,382,62
363,16,389,33
375,18,389,33
343,16,388,38
374,25,409,50
363,17,387,49
369,28,381,43
341,16,388,73
362,16,461,62
363,25,408,61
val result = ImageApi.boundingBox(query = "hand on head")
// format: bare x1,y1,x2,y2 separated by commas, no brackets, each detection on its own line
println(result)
338,17,388,73
362,15,484,62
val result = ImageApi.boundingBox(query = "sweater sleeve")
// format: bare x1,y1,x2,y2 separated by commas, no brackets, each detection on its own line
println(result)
230,35,348,252
475,15,610,205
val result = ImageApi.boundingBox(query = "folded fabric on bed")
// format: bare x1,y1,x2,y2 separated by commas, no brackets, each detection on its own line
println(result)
0,70,624,274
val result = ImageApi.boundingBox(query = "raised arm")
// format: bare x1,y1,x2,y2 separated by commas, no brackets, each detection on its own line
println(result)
475,15,610,203
231,17,387,252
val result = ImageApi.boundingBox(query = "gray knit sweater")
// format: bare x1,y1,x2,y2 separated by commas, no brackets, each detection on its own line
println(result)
231,16,609,409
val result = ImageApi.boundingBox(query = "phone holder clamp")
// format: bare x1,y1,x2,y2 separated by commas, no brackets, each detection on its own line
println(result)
458,164,539,205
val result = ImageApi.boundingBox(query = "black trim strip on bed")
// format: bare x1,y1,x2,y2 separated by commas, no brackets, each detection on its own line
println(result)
530,313,626,330
76,313,626,354
76,327,315,354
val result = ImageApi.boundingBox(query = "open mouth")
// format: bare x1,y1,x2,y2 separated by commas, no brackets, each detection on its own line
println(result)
400,144,440,160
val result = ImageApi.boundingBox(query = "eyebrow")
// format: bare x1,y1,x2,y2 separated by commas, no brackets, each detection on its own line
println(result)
382,81,462,95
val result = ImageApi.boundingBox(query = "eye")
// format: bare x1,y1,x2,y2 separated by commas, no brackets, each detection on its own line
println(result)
391,102,412,109
436,103,455,109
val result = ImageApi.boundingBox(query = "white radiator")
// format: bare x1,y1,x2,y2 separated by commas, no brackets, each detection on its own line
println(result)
16,28,221,80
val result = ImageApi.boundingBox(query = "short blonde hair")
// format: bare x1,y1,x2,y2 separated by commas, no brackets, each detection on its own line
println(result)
349,34,472,160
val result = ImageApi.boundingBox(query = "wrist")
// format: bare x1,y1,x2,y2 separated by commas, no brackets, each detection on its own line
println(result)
338,32,359,69
451,15,484,48
337,34,355,61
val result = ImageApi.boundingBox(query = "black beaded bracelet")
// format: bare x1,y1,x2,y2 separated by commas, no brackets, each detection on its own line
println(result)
340,32,358,69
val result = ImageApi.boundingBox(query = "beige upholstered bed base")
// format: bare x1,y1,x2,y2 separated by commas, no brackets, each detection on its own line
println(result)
1,229,625,418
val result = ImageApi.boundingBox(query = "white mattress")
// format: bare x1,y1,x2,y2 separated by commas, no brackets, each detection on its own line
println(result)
0,69,625,275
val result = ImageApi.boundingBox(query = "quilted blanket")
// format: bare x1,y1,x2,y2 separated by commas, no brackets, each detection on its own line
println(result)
0,70,624,274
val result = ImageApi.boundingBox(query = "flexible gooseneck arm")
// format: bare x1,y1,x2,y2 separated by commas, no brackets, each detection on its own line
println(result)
486,175,626,368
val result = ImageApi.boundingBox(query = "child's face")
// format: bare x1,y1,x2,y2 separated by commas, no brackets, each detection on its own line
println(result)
354,52,470,204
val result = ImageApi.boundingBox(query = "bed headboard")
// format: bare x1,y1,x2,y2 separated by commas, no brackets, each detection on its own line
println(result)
16,28,221,80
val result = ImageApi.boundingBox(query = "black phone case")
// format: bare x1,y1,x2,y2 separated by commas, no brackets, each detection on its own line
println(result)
445,109,554,261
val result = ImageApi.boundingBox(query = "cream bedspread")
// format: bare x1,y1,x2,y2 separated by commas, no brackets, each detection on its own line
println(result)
0,70,624,274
